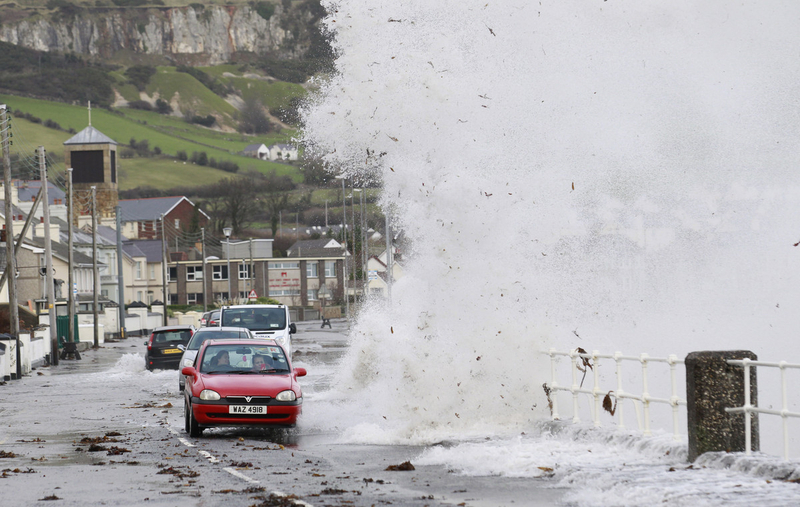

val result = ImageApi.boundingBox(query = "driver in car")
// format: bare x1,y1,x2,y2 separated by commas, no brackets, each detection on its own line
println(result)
210,350,230,367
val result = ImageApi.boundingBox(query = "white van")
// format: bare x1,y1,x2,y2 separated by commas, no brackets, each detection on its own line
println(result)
218,304,296,357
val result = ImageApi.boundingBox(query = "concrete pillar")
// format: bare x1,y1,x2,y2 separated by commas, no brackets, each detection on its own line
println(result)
686,350,758,462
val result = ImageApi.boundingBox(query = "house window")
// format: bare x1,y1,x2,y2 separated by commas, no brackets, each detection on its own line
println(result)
213,265,228,280
269,261,299,269
307,262,318,278
213,292,229,301
239,263,251,280
187,293,203,304
174,219,180,228
307,289,318,301
136,261,143,280
169,294,178,304
187,266,203,281
149,265,155,280
271,289,300,296
168,266,177,282
147,291,154,304
324,262,337,278
137,290,143,301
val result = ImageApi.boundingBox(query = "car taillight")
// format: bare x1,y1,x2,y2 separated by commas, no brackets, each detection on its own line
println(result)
147,332,155,351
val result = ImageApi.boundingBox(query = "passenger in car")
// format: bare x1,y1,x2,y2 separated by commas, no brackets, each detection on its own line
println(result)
252,354,273,371
210,350,229,366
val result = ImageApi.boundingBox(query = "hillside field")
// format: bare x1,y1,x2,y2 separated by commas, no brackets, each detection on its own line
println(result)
0,93,303,191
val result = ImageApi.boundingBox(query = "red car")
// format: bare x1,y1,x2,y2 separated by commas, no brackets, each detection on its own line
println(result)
182,339,306,436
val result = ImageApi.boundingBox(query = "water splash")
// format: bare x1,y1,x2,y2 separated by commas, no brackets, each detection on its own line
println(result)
301,1,800,442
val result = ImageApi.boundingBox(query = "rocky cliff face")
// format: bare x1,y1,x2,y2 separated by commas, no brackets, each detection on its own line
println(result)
0,6,297,65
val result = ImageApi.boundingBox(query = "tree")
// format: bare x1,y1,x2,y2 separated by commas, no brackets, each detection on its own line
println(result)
124,65,156,91
238,96,272,134
265,192,289,238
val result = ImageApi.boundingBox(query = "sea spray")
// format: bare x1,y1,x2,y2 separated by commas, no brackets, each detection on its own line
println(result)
301,1,800,444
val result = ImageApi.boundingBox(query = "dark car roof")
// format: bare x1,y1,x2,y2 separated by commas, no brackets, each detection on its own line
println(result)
153,325,194,332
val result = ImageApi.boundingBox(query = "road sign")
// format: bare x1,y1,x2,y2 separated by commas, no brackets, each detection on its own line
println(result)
248,289,258,300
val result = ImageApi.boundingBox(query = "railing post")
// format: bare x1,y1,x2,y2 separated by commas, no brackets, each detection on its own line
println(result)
614,351,625,430
592,350,601,427
549,348,560,420
570,349,580,423
685,350,758,462
641,353,651,436
780,361,788,461
668,354,681,441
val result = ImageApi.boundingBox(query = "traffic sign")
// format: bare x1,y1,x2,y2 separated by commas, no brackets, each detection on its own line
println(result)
248,289,258,300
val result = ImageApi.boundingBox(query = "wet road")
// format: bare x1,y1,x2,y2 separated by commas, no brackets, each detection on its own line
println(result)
0,320,565,506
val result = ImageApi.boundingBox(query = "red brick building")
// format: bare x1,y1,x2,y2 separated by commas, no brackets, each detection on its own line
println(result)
119,196,209,240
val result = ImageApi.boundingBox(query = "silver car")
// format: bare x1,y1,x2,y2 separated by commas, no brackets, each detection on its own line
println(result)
177,326,253,391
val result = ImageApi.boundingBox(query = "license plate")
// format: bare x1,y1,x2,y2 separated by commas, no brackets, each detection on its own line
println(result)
229,405,267,414
163,348,182,354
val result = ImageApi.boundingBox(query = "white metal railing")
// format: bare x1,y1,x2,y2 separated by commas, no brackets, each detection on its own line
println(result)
725,358,800,461
545,348,686,440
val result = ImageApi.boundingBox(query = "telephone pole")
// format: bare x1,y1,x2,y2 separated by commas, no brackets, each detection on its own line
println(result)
160,215,167,325
201,227,207,313
116,205,125,339
67,169,75,346
39,147,56,347
1,104,21,379
91,186,99,348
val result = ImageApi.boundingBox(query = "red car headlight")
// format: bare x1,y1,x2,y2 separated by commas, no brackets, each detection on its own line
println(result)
275,390,296,402
200,389,221,401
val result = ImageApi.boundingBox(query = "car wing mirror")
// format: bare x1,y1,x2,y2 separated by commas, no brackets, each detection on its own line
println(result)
181,366,197,377
177,344,186,351
289,323,297,334
293,367,307,377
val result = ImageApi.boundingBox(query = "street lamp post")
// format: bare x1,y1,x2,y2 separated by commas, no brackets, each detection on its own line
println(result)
334,175,348,318
223,227,232,304
353,188,362,301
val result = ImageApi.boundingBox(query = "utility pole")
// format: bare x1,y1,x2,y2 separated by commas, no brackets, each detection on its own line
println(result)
385,211,392,305
201,227,207,313
38,147,56,348
361,189,367,298
67,169,75,346
1,104,20,379
351,189,356,301
249,238,253,296
91,186,99,348
116,205,125,339
337,175,348,318
160,214,167,325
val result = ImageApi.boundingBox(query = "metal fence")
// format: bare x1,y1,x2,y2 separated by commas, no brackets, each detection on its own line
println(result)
545,348,686,440
726,358,800,461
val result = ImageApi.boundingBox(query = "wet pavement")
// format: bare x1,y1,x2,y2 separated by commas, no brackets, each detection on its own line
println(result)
0,320,566,506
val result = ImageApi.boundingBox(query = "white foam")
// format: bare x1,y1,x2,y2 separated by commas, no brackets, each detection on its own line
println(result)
301,0,800,447
415,423,800,505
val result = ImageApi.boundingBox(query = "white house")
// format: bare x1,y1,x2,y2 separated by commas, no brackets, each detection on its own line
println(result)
268,144,299,161
242,143,268,160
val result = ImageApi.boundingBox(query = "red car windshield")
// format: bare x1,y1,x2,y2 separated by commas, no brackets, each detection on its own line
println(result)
199,344,288,373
